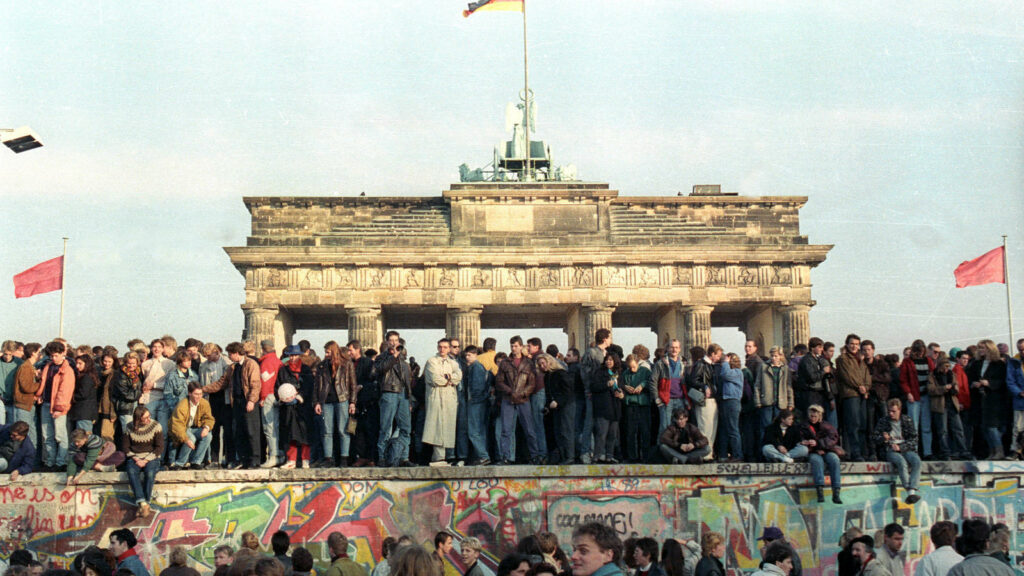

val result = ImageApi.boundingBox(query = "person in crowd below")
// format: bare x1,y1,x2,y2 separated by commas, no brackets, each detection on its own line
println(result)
929,354,971,460
240,531,261,553
109,528,151,576
213,546,235,569
761,409,806,464
914,521,961,576
141,339,175,461
578,329,613,465
257,339,284,469
169,382,215,470
202,342,261,470
535,352,574,465
873,399,922,504
315,341,357,468
270,531,293,576
0,341,24,425
122,405,163,518
570,522,623,576
876,524,906,576
392,546,440,576
348,339,379,468
495,336,543,465
849,536,890,576
95,353,119,441
757,527,802,576
966,340,1007,457
694,532,725,576
835,334,870,462
377,331,415,468
659,408,709,464
37,341,75,471
1004,349,1024,460
290,548,314,576
69,354,99,434
947,519,1014,576
689,345,720,459
325,532,367,576
795,338,831,419
111,353,144,436
751,542,794,576
12,343,42,443
757,346,794,451
0,421,35,480
159,546,200,576
987,524,1011,565
798,404,843,504
432,532,455,576
460,537,492,576
899,340,935,460
423,339,462,467
632,538,665,576
650,339,688,438
660,539,691,576
163,351,197,452
591,352,624,464
836,527,863,576
66,428,124,483
525,565,557,576
254,558,284,576
200,342,231,468
716,353,744,463
77,549,114,576
621,353,652,464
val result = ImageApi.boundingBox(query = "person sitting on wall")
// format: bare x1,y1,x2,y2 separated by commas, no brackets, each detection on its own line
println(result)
761,409,806,464
797,404,843,504
0,421,35,480
67,428,125,484
658,408,710,464
872,399,922,505
169,382,215,471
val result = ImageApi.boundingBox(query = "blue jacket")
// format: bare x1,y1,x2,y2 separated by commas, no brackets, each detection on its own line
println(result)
0,424,36,475
118,552,152,576
720,365,745,401
1007,358,1024,411
466,361,492,404
163,367,197,413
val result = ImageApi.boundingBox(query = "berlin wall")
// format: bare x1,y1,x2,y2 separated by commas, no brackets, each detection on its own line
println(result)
1,462,1022,575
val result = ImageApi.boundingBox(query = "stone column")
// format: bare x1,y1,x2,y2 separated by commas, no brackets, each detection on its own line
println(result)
446,307,483,347
780,304,812,353
242,305,278,348
680,305,713,352
347,306,383,350
581,304,616,348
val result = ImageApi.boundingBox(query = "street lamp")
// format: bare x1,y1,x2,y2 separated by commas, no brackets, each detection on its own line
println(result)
2,126,43,153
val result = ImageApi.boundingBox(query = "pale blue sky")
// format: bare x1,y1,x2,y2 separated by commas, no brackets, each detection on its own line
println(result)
2,1,1023,362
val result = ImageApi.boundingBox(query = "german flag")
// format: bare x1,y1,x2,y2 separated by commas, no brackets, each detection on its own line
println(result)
463,0,524,17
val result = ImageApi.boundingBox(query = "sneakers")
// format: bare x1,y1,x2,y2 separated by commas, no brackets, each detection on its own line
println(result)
782,456,795,464
98,464,117,473
281,461,296,469
138,501,152,518
260,459,278,469
429,460,451,467
301,460,310,469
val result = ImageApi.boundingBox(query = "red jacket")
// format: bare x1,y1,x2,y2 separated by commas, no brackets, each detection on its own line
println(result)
899,356,935,402
38,360,76,416
952,363,971,410
259,353,283,400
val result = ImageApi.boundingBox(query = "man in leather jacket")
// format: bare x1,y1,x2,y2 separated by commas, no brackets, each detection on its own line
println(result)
494,336,544,464
375,331,415,467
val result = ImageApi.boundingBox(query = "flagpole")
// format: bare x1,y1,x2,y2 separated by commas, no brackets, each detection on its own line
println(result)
59,237,67,339
522,0,531,181
1004,234,1014,345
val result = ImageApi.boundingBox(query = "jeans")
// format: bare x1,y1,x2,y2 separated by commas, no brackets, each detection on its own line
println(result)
593,417,619,461
808,451,841,488
1012,411,1024,454
455,386,470,461
946,410,970,457
530,392,548,457
624,404,651,462
885,449,921,491
659,398,686,436
118,414,134,436
984,426,1005,457
378,393,411,466
233,400,262,466
932,411,952,458
841,397,866,460
75,419,93,431
920,399,933,457
0,399,5,425
146,395,171,460
174,427,213,466
40,404,68,467
500,399,541,462
322,401,351,462
12,407,34,432
467,400,491,462
695,398,718,457
575,391,593,459
716,399,742,460
261,395,283,462
126,458,161,504
759,406,780,442
762,443,809,462
660,444,710,464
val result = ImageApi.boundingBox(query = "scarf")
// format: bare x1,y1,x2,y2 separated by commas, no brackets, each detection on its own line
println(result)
288,357,302,374
122,363,140,381
118,548,140,564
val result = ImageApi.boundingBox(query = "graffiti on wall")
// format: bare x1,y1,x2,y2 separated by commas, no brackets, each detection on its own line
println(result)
1,472,1023,575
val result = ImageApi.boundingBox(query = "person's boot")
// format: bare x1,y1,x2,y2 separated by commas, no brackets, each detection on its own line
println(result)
832,487,843,504
816,486,825,503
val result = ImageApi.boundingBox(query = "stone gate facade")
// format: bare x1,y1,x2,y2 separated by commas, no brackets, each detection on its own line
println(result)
224,182,831,352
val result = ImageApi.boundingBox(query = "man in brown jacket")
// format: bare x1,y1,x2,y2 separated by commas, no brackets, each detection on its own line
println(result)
836,334,871,462
12,343,42,430
202,342,261,469
494,336,544,465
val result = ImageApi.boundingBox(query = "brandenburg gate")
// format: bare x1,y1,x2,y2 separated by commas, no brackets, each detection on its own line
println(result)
224,181,830,353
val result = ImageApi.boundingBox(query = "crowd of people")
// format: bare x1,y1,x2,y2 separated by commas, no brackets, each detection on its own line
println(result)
2,517,1017,576
2,329,1024,510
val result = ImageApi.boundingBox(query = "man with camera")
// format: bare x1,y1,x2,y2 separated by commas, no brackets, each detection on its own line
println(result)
375,331,415,467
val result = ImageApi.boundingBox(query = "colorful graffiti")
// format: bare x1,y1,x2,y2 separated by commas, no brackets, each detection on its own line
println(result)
1,469,1023,575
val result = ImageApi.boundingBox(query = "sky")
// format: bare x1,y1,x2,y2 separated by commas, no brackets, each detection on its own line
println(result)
2,1,1023,363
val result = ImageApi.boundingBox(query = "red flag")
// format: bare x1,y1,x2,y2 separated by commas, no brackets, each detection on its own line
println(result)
954,246,1005,288
13,256,64,298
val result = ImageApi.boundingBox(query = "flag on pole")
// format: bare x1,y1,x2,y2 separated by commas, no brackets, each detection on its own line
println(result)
13,256,64,298
954,246,1005,288
463,0,523,17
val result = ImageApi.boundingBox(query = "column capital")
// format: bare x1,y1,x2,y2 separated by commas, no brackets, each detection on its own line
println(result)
677,303,714,313
347,305,382,316
581,303,617,313
446,305,483,315
778,302,813,313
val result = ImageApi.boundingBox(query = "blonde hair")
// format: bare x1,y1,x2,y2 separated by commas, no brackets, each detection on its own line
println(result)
241,531,260,551
978,339,1002,363
701,532,724,557
727,353,741,369
123,351,142,367
202,342,222,358
243,341,256,356
461,537,483,553
169,546,189,566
